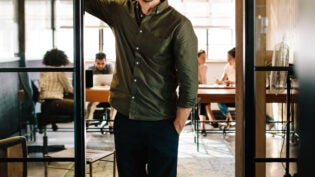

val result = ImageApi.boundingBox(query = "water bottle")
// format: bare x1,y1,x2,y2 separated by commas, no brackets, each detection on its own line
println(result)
270,35,290,94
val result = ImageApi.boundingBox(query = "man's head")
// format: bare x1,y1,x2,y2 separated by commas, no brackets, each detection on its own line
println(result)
95,52,106,71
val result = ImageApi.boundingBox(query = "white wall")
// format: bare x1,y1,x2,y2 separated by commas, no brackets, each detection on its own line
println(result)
205,62,227,84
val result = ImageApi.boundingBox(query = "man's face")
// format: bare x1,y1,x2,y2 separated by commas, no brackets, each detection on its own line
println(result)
95,58,106,71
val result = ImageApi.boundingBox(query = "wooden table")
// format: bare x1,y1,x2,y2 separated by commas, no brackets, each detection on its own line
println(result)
85,86,110,102
45,148,116,177
198,88,298,103
86,85,298,104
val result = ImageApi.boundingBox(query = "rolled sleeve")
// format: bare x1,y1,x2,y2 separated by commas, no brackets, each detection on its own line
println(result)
174,20,198,108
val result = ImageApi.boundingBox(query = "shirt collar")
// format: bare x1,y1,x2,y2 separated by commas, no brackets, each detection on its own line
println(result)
153,0,168,15
136,0,169,16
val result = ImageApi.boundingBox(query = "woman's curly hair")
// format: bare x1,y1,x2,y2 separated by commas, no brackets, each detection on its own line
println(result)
42,48,70,66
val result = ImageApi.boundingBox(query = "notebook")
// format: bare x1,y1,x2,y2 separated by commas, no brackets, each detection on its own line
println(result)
93,74,113,86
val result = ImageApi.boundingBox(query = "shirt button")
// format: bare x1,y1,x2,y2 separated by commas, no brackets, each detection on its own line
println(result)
136,61,140,65
131,96,135,100
136,47,139,50
139,30,143,33
133,78,137,82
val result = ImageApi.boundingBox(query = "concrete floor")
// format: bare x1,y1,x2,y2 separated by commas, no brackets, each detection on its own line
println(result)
25,122,298,177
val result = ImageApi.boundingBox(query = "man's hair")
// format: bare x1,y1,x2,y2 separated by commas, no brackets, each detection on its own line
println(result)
228,47,236,58
197,50,206,57
95,52,106,60
42,48,69,66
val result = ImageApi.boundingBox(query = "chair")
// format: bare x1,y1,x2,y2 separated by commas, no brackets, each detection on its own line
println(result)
86,102,111,127
36,113,73,155
45,148,116,177
27,80,74,155
0,136,28,177
86,103,115,134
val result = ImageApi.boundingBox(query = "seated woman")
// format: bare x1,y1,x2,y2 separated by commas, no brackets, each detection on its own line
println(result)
198,50,218,136
39,48,74,130
215,47,236,130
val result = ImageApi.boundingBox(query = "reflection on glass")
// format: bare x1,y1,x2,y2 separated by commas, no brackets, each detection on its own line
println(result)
270,35,290,94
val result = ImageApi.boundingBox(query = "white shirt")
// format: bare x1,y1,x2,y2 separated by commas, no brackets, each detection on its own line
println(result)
223,63,235,83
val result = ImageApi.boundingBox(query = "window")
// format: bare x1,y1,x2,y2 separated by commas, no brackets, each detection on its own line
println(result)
25,0,53,60
81,0,235,62
170,0,235,61
24,0,235,62
0,0,18,62
195,27,234,61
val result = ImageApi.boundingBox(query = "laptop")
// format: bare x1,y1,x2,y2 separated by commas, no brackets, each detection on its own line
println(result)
93,74,113,86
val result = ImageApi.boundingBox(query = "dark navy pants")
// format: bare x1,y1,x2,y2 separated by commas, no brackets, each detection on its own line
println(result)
114,112,179,177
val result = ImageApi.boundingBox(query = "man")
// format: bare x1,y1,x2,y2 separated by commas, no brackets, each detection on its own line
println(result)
88,52,113,74
85,0,198,176
86,52,113,120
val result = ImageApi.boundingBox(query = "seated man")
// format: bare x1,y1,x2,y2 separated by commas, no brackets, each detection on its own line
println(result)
86,52,113,121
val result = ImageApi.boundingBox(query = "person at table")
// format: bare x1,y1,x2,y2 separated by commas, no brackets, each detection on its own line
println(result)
85,1,198,177
39,48,74,130
86,52,113,120
88,52,113,74
198,50,218,136
215,47,236,130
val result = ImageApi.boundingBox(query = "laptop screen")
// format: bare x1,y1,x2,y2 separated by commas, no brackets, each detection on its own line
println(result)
93,74,113,86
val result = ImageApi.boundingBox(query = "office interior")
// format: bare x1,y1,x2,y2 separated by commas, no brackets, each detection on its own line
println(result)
1,0,315,177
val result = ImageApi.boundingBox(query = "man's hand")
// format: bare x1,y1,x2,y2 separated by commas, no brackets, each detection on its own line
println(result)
173,107,192,135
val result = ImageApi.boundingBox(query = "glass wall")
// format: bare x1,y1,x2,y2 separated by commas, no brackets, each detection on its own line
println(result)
252,0,298,176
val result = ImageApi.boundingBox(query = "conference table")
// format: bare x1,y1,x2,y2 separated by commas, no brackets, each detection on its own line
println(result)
86,84,298,104
198,84,298,103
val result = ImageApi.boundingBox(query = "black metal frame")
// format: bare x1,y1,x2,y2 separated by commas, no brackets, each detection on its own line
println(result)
73,0,85,176
254,66,298,177
244,0,256,176
244,0,298,174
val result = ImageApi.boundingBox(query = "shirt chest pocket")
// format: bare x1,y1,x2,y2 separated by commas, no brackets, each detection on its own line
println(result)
141,30,172,58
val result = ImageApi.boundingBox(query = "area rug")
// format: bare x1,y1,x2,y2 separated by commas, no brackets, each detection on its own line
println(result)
63,130,235,177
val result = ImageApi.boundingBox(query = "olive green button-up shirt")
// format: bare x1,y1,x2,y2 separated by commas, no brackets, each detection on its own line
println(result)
85,0,198,121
